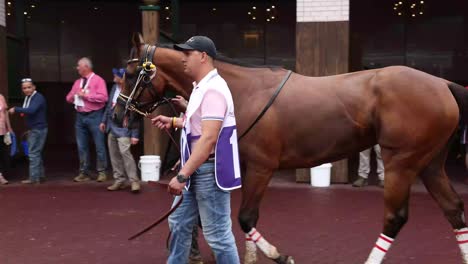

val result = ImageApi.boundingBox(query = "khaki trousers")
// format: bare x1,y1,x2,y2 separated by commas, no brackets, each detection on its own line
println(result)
108,134,139,183
358,144,384,180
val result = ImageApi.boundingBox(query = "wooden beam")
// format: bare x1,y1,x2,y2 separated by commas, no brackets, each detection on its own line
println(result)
141,1,166,157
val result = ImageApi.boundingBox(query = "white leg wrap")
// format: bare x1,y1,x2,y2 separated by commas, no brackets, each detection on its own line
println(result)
455,228,468,264
365,233,394,264
248,228,281,259
245,234,258,264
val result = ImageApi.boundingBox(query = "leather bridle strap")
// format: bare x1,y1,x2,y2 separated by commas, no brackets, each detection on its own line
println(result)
238,70,292,141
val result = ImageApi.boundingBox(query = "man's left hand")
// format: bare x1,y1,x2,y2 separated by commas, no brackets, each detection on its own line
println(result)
168,176,186,196
8,108,15,114
130,138,139,145
77,91,86,98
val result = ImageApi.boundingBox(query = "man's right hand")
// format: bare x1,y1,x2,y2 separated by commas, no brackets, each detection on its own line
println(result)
99,123,106,133
151,115,172,130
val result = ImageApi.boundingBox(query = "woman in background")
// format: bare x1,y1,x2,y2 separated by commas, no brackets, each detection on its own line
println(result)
0,93,13,184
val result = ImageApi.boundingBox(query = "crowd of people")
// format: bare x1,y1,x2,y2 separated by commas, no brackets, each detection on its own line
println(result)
0,57,142,193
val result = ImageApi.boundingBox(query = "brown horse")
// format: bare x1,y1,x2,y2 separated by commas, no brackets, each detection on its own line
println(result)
114,39,468,263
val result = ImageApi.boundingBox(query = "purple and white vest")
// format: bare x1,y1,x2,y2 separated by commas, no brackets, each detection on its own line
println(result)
181,69,242,191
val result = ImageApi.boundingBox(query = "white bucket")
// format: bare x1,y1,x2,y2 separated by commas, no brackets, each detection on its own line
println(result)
310,163,332,187
138,155,161,182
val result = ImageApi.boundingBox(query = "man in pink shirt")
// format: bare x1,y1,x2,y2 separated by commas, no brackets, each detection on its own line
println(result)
66,57,108,182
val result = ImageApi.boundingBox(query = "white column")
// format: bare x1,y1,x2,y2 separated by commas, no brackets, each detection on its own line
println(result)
297,0,349,22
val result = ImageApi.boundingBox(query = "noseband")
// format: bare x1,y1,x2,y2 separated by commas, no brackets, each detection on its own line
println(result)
119,44,171,118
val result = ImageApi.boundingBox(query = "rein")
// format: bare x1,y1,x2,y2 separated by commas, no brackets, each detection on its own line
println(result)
127,115,182,241
128,190,183,241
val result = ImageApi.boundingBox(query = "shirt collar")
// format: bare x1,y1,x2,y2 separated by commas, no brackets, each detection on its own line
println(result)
192,69,218,90
83,72,94,79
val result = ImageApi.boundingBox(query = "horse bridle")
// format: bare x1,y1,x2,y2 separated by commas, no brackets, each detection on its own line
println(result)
119,44,172,118
123,44,184,241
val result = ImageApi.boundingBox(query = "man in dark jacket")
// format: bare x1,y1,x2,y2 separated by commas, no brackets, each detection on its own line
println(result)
9,78,48,184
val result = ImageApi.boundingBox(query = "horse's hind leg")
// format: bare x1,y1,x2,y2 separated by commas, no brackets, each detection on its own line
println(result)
365,164,416,264
420,147,468,262
238,165,294,264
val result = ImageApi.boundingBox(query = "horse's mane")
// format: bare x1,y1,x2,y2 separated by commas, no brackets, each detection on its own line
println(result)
157,43,282,71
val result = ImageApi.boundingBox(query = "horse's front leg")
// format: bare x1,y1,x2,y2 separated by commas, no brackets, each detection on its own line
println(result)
238,165,294,264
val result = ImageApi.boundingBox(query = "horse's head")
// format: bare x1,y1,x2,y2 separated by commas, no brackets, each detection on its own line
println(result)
113,33,174,128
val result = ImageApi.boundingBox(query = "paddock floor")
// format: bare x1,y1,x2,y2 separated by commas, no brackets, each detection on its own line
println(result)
1,151,468,264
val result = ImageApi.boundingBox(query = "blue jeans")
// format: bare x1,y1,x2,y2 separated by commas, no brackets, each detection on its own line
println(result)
27,128,48,182
168,162,240,264
75,110,107,174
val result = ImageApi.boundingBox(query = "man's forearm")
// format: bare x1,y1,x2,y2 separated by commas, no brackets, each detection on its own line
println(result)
179,137,216,177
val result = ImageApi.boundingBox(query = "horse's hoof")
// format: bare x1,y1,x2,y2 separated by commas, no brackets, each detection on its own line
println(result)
274,255,295,264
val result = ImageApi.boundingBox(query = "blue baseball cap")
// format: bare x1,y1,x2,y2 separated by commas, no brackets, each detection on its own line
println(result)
112,68,125,78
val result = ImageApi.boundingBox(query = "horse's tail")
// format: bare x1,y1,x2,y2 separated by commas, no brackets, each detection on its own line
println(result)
447,82,468,127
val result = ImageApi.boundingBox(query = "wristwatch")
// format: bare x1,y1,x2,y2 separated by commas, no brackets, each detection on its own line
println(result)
176,174,188,183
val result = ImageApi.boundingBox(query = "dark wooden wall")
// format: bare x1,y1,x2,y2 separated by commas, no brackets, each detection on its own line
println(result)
296,21,349,77
0,26,7,96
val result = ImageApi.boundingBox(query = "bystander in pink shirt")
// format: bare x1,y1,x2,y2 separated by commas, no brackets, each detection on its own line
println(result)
66,72,108,112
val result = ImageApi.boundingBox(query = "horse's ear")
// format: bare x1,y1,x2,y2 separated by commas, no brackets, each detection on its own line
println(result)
130,32,144,59
132,32,143,47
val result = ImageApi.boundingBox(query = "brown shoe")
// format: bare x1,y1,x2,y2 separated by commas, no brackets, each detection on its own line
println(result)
189,257,204,264
0,174,8,185
96,172,107,182
107,182,126,191
352,177,368,187
74,173,91,182
378,180,384,188
131,182,141,193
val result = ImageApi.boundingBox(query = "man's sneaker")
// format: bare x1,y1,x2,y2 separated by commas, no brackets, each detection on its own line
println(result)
352,176,368,187
131,182,141,193
107,182,126,191
74,173,91,182
378,180,384,188
21,179,40,185
0,174,8,185
96,172,107,182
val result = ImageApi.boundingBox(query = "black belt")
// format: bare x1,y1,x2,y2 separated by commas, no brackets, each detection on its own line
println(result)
206,154,215,163
78,111,95,116
78,109,103,116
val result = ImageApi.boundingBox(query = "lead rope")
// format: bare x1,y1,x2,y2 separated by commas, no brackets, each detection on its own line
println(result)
128,112,181,241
